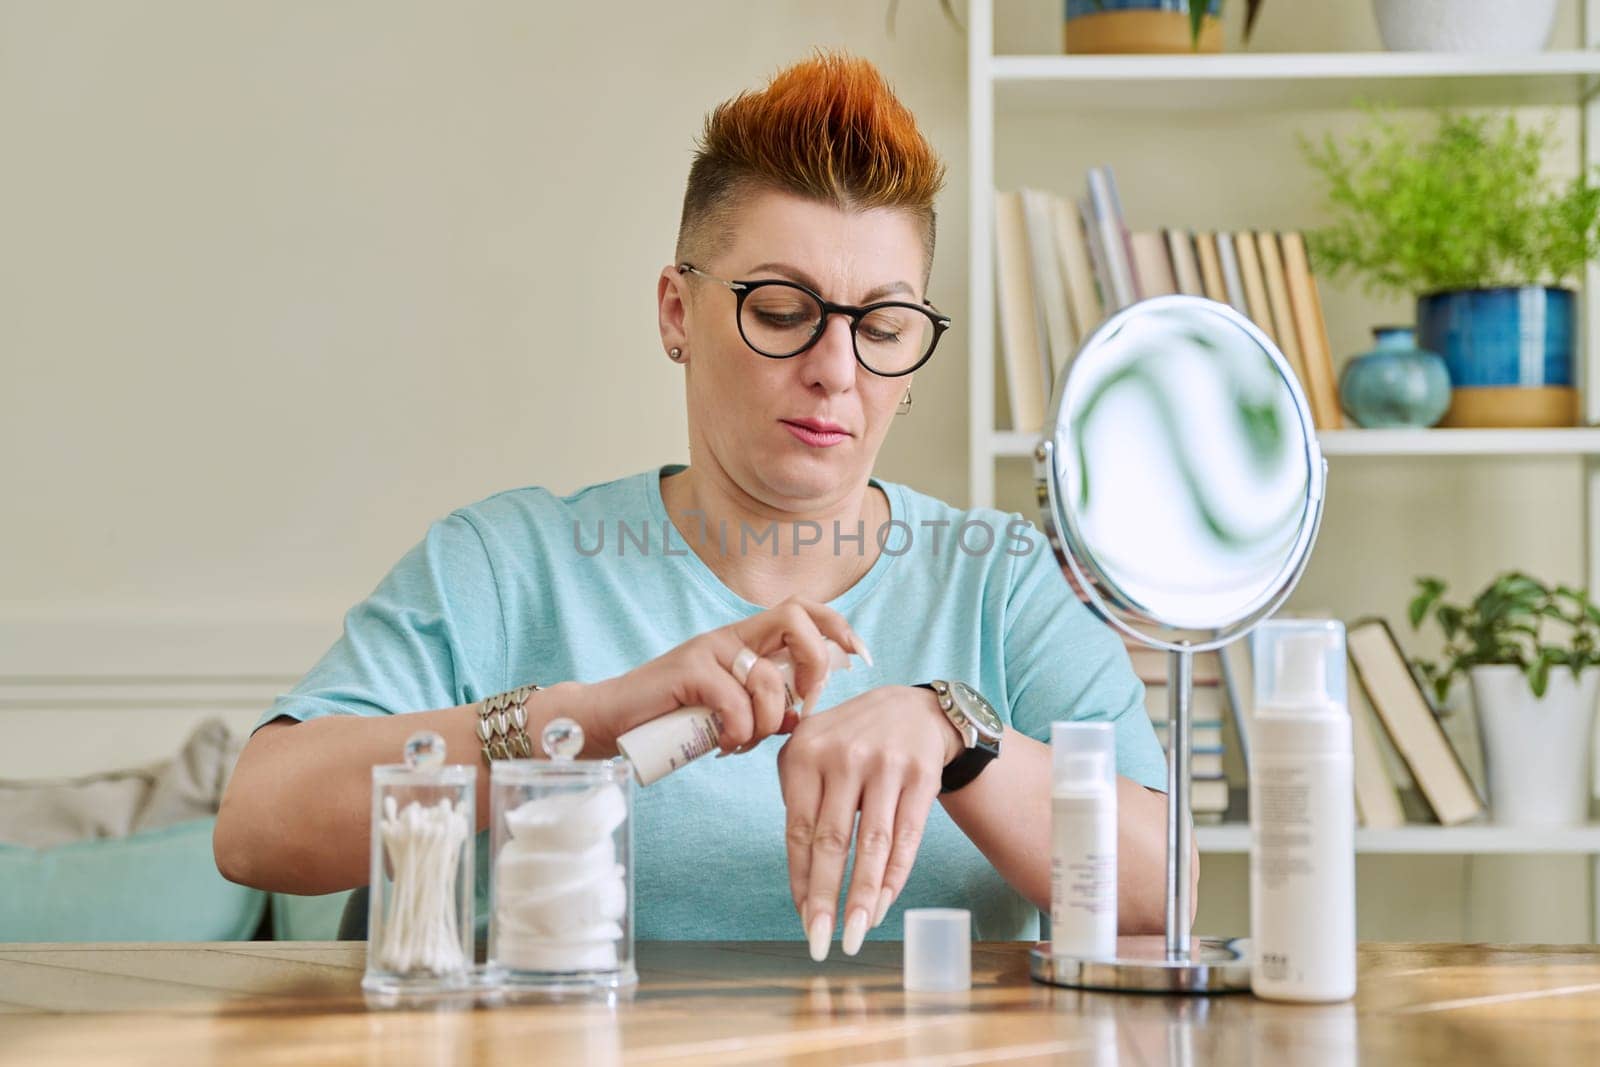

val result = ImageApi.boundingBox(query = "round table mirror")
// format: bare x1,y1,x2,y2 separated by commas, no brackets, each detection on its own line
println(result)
1031,294,1328,993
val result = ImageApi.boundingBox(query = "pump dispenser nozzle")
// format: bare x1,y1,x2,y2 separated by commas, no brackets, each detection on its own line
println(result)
1271,633,1332,708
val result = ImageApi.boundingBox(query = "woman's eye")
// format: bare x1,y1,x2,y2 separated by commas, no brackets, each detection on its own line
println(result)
754,310,813,328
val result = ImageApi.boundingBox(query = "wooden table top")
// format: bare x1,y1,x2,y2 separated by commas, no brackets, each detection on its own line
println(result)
3,941,1599,1065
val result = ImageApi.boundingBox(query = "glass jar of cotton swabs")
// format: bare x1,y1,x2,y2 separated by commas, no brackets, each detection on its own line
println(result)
362,731,477,998
486,717,636,994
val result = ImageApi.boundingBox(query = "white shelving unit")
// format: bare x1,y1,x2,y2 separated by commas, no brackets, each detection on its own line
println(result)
967,0,1600,940
1196,822,1600,856
993,427,1600,459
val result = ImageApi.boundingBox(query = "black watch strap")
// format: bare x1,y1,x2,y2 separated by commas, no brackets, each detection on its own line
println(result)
915,682,1002,794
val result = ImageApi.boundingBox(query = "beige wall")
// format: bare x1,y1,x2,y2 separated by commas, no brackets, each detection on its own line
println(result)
1,1,1591,941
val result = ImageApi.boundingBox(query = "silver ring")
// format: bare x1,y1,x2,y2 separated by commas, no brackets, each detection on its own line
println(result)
731,646,759,686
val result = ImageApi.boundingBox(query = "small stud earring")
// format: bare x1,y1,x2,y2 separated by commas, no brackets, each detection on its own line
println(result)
668,347,686,363
896,388,913,415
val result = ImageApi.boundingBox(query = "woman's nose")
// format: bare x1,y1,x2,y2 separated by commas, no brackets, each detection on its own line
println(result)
802,313,858,391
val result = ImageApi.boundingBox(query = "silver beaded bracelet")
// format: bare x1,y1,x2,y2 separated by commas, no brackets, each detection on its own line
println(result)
477,683,540,763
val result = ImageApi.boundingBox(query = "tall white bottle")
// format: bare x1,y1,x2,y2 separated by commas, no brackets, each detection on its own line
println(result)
1248,619,1356,1002
1050,721,1117,961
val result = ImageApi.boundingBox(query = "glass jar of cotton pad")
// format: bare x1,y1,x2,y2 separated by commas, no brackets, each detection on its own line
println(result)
487,718,636,993
362,731,477,997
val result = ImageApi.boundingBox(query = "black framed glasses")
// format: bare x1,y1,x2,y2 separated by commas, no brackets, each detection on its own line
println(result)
678,263,950,378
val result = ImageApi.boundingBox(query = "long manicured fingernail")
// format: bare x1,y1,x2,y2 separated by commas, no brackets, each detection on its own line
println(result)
842,909,868,956
872,889,893,929
854,639,874,668
808,911,833,962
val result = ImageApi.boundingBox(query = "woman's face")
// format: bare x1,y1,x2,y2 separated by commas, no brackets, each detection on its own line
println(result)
659,188,929,512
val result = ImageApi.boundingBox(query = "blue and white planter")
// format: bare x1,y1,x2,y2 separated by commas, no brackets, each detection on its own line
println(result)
1066,0,1221,15
1064,0,1223,54
1415,286,1575,390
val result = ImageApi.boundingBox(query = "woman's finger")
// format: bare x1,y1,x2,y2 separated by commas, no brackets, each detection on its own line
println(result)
839,775,899,956
801,774,862,963
691,644,757,753
875,772,938,929
731,656,788,753
778,755,822,926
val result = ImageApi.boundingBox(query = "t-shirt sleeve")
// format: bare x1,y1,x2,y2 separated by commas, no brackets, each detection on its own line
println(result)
255,512,508,731
1000,517,1167,791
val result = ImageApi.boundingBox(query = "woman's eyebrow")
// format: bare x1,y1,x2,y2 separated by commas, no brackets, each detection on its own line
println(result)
746,261,915,302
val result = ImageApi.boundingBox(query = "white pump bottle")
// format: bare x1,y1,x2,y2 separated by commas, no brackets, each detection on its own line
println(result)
1248,619,1356,1002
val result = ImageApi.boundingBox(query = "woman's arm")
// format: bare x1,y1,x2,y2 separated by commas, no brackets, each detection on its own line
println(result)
937,724,1197,932
213,683,590,895
215,595,861,895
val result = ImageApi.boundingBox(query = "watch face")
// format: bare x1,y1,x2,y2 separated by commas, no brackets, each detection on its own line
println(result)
947,681,1003,739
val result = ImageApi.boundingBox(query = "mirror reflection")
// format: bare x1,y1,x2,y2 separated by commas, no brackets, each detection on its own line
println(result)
1050,296,1320,634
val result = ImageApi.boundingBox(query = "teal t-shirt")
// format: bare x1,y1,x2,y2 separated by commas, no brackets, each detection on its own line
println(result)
260,466,1165,942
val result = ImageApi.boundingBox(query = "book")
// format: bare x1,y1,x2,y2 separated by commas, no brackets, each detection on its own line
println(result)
1256,231,1315,411
993,191,1048,433
1280,230,1345,430
1085,166,1140,310
1189,776,1230,813
1166,228,1204,297
1194,231,1229,306
1127,646,1223,685
1215,232,1250,317
1154,720,1225,748
1143,682,1229,724
1049,193,1104,349
1129,230,1177,298
1077,195,1111,320
1231,230,1277,346
1349,674,1405,829
1189,749,1226,778
1218,635,1255,775
1020,188,1073,392
1346,619,1484,826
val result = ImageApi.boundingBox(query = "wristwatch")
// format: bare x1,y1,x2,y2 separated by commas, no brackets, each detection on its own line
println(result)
915,680,1004,794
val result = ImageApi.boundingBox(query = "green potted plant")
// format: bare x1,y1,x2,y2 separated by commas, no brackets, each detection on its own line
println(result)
1409,572,1600,826
1303,108,1600,428
1066,0,1264,55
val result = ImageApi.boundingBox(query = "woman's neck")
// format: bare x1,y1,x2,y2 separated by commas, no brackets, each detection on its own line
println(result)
659,463,886,609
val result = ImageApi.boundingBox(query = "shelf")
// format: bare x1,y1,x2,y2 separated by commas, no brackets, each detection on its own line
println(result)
990,428,1600,460
991,51,1600,112
1197,823,1600,855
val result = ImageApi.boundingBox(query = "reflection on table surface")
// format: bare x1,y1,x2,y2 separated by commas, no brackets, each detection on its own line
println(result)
3,941,1599,1065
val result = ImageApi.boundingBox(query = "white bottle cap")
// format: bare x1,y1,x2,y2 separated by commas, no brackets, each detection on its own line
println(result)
1051,721,1116,792
903,908,971,992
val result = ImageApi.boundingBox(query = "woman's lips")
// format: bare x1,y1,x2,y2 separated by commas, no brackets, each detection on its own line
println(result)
781,420,850,448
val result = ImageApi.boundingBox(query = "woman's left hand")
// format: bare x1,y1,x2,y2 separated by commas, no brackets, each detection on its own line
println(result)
776,684,962,961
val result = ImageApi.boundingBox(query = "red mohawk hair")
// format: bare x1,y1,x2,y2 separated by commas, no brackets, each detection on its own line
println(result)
676,51,947,278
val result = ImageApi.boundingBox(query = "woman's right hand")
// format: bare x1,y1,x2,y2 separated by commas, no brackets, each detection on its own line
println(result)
579,596,867,758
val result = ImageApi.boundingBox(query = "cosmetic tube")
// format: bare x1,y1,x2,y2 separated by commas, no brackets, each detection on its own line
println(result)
1050,721,1117,961
617,638,853,786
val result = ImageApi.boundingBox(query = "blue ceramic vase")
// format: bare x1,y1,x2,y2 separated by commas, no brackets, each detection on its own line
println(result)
1338,327,1452,429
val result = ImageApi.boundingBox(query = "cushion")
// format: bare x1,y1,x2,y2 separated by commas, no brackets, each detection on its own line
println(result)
0,816,266,942
0,719,242,850
270,890,355,941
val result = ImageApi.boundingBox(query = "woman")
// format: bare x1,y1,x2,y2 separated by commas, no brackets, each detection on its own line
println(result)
214,51,1182,959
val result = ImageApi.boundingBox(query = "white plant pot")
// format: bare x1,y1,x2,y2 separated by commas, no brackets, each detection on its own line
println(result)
1470,665,1599,827
1372,0,1557,53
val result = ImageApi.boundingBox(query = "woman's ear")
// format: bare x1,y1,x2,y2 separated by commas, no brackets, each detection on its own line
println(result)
657,265,690,358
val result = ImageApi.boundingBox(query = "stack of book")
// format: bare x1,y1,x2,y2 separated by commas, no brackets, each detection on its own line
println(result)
995,166,1344,435
1127,642,1234,823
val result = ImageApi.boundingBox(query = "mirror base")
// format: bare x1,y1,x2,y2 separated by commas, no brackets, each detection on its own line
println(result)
1029,935,1252,995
